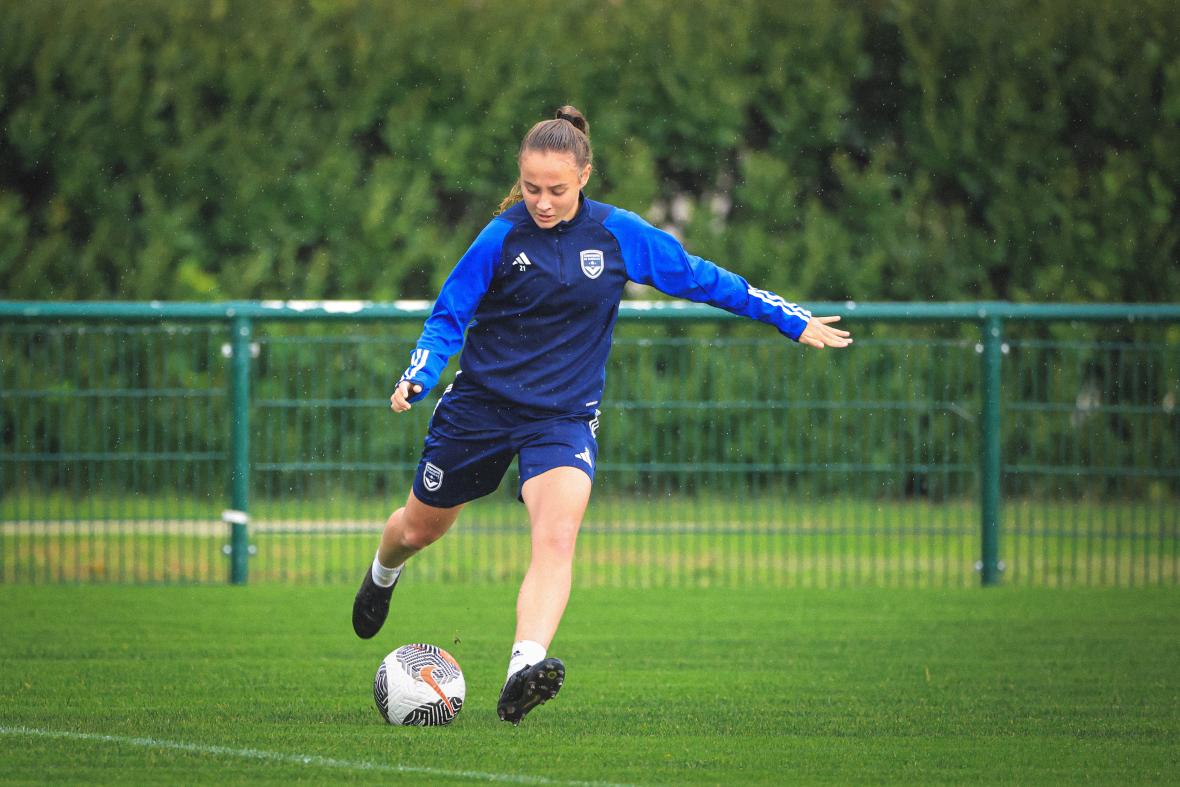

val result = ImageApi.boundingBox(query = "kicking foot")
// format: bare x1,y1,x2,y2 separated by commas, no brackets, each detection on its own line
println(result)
351,569,397,639
497,657,564,725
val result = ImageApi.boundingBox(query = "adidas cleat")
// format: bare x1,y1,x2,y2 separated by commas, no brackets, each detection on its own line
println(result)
351,569,398,639
497,657,564,725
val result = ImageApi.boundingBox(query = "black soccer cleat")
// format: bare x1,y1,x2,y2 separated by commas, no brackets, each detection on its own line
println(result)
497,657,564,725
351,568,398,639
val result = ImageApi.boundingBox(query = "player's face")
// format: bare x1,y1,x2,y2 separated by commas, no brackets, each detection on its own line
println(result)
519,150,591,229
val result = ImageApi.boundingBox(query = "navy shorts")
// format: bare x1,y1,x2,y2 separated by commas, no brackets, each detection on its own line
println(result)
411,381,600,508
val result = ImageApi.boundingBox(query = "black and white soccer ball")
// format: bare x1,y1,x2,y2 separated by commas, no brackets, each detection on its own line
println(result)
373,643,465,726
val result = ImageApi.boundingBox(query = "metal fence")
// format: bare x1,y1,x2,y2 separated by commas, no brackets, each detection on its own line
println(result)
1,301,1177,587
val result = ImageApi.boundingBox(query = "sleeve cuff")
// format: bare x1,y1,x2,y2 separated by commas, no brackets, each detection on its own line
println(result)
398,347,447,403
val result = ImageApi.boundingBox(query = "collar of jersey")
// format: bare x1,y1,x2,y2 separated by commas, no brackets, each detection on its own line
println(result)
549,193,588,232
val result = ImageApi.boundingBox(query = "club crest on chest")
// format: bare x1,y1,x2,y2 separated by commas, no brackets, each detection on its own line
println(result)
579,249,604,279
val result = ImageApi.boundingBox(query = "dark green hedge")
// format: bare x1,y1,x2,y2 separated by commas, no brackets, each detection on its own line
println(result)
1,0,1177,303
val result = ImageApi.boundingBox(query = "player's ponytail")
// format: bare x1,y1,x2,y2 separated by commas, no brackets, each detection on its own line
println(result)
553,105,590,138
497,105,593,214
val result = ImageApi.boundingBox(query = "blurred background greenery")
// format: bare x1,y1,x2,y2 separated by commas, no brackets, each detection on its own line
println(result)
1,0,1176,304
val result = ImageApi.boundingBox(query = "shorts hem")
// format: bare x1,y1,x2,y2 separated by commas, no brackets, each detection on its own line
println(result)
411,481,497,510
516,461,595,501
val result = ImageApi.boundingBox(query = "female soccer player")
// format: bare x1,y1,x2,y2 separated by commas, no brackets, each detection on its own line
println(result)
353,106,852,725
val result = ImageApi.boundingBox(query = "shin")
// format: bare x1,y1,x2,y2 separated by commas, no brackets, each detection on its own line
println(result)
515,467,592,647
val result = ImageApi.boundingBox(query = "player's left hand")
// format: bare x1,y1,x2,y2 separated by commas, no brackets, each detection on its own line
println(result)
798,315,853,349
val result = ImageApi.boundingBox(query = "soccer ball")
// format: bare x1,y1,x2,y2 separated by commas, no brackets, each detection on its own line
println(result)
373,643,466,726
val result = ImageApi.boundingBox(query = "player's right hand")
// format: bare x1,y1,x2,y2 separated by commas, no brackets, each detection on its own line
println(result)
390,381,423,413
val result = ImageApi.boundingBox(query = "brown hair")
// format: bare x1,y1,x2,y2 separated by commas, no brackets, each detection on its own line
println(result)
497,105,592,214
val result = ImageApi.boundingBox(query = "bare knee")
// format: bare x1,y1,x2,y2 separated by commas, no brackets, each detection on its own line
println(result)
400,526,443,552
533,522,579,560
389,506,447,551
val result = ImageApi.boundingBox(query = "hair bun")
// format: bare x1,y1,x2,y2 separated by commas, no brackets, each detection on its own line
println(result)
554,105,589,136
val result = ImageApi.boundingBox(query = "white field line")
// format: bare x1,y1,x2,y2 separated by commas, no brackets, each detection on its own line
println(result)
0,725,636,787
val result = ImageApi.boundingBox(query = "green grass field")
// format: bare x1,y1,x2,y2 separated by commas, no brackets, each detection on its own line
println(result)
2,583,1178,784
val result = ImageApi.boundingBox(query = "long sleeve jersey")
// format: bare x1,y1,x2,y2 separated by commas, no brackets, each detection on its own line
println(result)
399,196,812,414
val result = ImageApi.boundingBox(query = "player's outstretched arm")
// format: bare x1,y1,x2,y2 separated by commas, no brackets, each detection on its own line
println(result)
390,381,424,413
798,315,853,349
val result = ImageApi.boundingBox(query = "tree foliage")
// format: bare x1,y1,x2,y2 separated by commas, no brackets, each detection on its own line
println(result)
0,0,1176,303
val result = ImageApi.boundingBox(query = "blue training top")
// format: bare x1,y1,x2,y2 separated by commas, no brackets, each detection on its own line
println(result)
399,196,812,415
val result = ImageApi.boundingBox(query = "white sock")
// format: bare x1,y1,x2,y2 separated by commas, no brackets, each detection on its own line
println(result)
506,639,546,682
370,552,403,588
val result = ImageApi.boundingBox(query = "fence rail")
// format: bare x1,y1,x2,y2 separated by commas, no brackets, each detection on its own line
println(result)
2,300,1178,587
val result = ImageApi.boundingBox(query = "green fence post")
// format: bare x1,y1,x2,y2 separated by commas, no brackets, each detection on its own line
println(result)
227,315,252,584
979,314,1003,586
